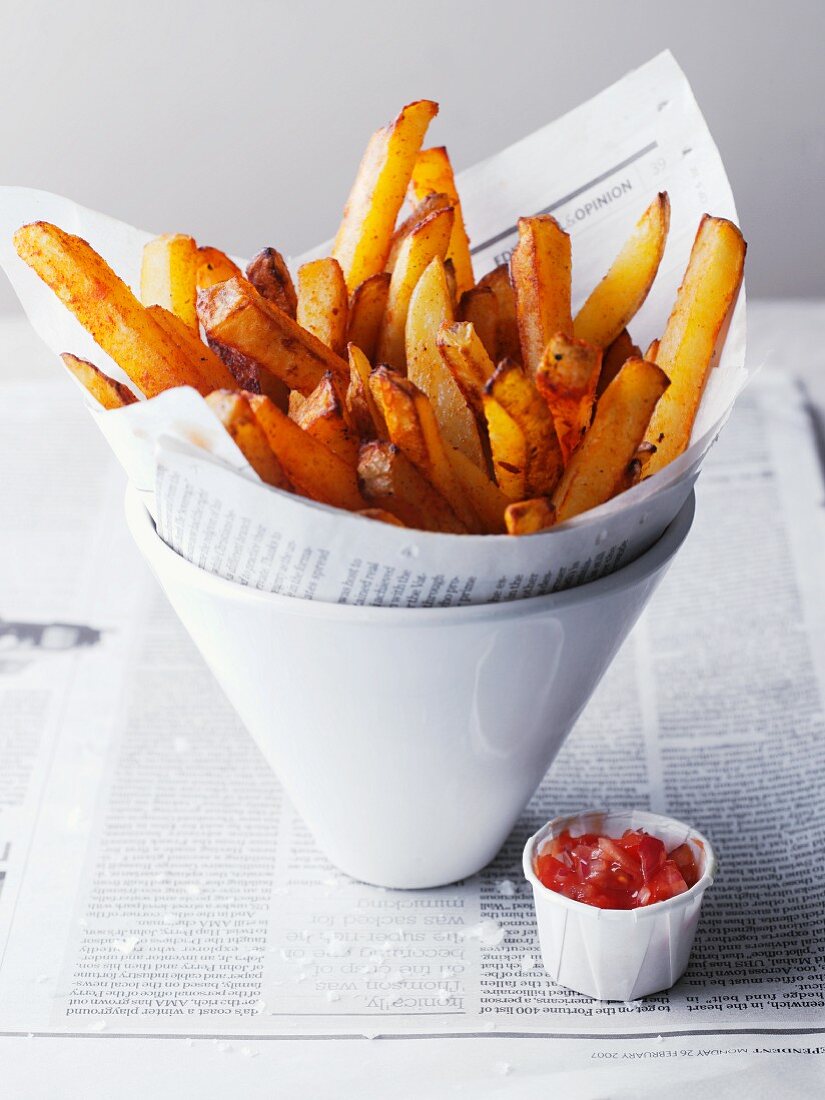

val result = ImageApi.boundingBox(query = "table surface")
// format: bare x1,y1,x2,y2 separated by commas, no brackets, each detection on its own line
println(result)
1,298,824,1099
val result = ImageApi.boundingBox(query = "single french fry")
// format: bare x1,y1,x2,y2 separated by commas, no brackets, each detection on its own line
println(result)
245,247,298,318
196,246,243,290
14,222,209,397
645,337,660,362
436,320,495,421
147,305,236,392
61,353,139,409
599,328,641,397
198,276,348,397
477,264,520,361
346,343,386,439
552,358,670,522
296,257,349,357
574,193,670,349
645,216,746,473
386,193,452,272
510,215,572,375
357,440,466,533
447,446,507,534
405,257,485,469
205,390,292,489
140,233,199,330
504,498,556,535
333,99,439,291
293,372,359,466
347,272,390,362
376,206,454,369
409,146,474,296
247,393,365,511
535,333,603,461
483,359,564,501
358,507,407,527
457,286,498,362
369,366,480,531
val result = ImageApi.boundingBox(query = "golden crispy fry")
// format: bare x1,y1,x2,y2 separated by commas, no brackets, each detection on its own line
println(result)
645,216,746,473
645,337,660,362
140,233,199,330
535,333,603,462
443,258,458,309
296,257,349,357
245,247,298,318
147,305,236,392
205,390,292,489
357,507,406,527
457,286,498,362
405,258,485,469
447,447,507,534
436,320,495,421
510,216,572,375
553,358,670,522
357,440,467,533
288,390,306,418
196,246,242,290
346,343,386,440
409,146,474,296
333,99,439,291
369,366,480,531
477,264,520,361
574,193,670,349
386,193,452,272
198,276,347,397
60,353,139,409
483,359,564,501
599,328,641,397
347,272,390,362
14,222,209,397
376,207,454,369
615,440,658,494
504,498,556,535
247,393,365,510
293,372,359,466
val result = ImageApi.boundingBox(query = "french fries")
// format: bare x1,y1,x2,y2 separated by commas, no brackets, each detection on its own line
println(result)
358,441,467,533
247,393,365,510
333,99,439,291
346,343,386,440
205,390,292,489
296,258,349,357
61,353,138,409
292,372,359,466
457,286,498,362
409,146,474,296
436,320,495,422
504,498,556,536
447,447,507,534
141,233,199,330
196,246,242,290
574,193,670,348
358,508,406,527
405,258,485,469
147,305,236,392
645,216,746,472
347,272,390,362
376,206,454,369
645,337,660,362
198,276,348,397
386,193,452,272
15,222,210,397
599,328,641,397
477,264,521,362
552,358,670,522
483,359,564,501
535,333,602,462
246,247,298,318
510,215,572,375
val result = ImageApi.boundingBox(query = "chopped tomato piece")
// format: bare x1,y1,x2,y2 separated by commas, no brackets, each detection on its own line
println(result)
534,828,701,909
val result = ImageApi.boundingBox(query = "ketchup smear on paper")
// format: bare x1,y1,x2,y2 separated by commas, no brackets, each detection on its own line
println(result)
535,829,700,909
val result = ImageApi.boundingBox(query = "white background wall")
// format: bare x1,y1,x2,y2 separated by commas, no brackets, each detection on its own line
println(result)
1,0,822,313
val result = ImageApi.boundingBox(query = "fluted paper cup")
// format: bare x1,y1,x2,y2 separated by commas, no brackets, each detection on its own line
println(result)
523,809,716,1000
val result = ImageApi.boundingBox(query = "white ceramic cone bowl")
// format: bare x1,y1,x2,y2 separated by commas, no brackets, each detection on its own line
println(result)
125,487,695,889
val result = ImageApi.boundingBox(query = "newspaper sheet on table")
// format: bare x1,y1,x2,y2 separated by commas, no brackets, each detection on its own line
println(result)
0,51,747,605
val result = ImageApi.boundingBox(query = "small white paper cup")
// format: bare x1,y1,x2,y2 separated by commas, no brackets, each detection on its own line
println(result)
523,809,716,1001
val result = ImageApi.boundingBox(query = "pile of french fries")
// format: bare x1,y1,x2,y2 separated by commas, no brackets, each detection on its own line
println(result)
14,99,746,536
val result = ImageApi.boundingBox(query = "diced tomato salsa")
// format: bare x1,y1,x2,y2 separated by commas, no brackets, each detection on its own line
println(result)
534,828,700,909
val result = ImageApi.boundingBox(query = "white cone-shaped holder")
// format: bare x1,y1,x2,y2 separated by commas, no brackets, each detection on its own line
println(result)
126,487,695,888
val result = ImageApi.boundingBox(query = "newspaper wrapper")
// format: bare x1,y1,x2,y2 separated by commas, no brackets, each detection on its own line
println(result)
0,51,746,607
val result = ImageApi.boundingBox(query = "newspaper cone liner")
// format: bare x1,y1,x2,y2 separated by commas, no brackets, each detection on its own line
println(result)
0,52,746,607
